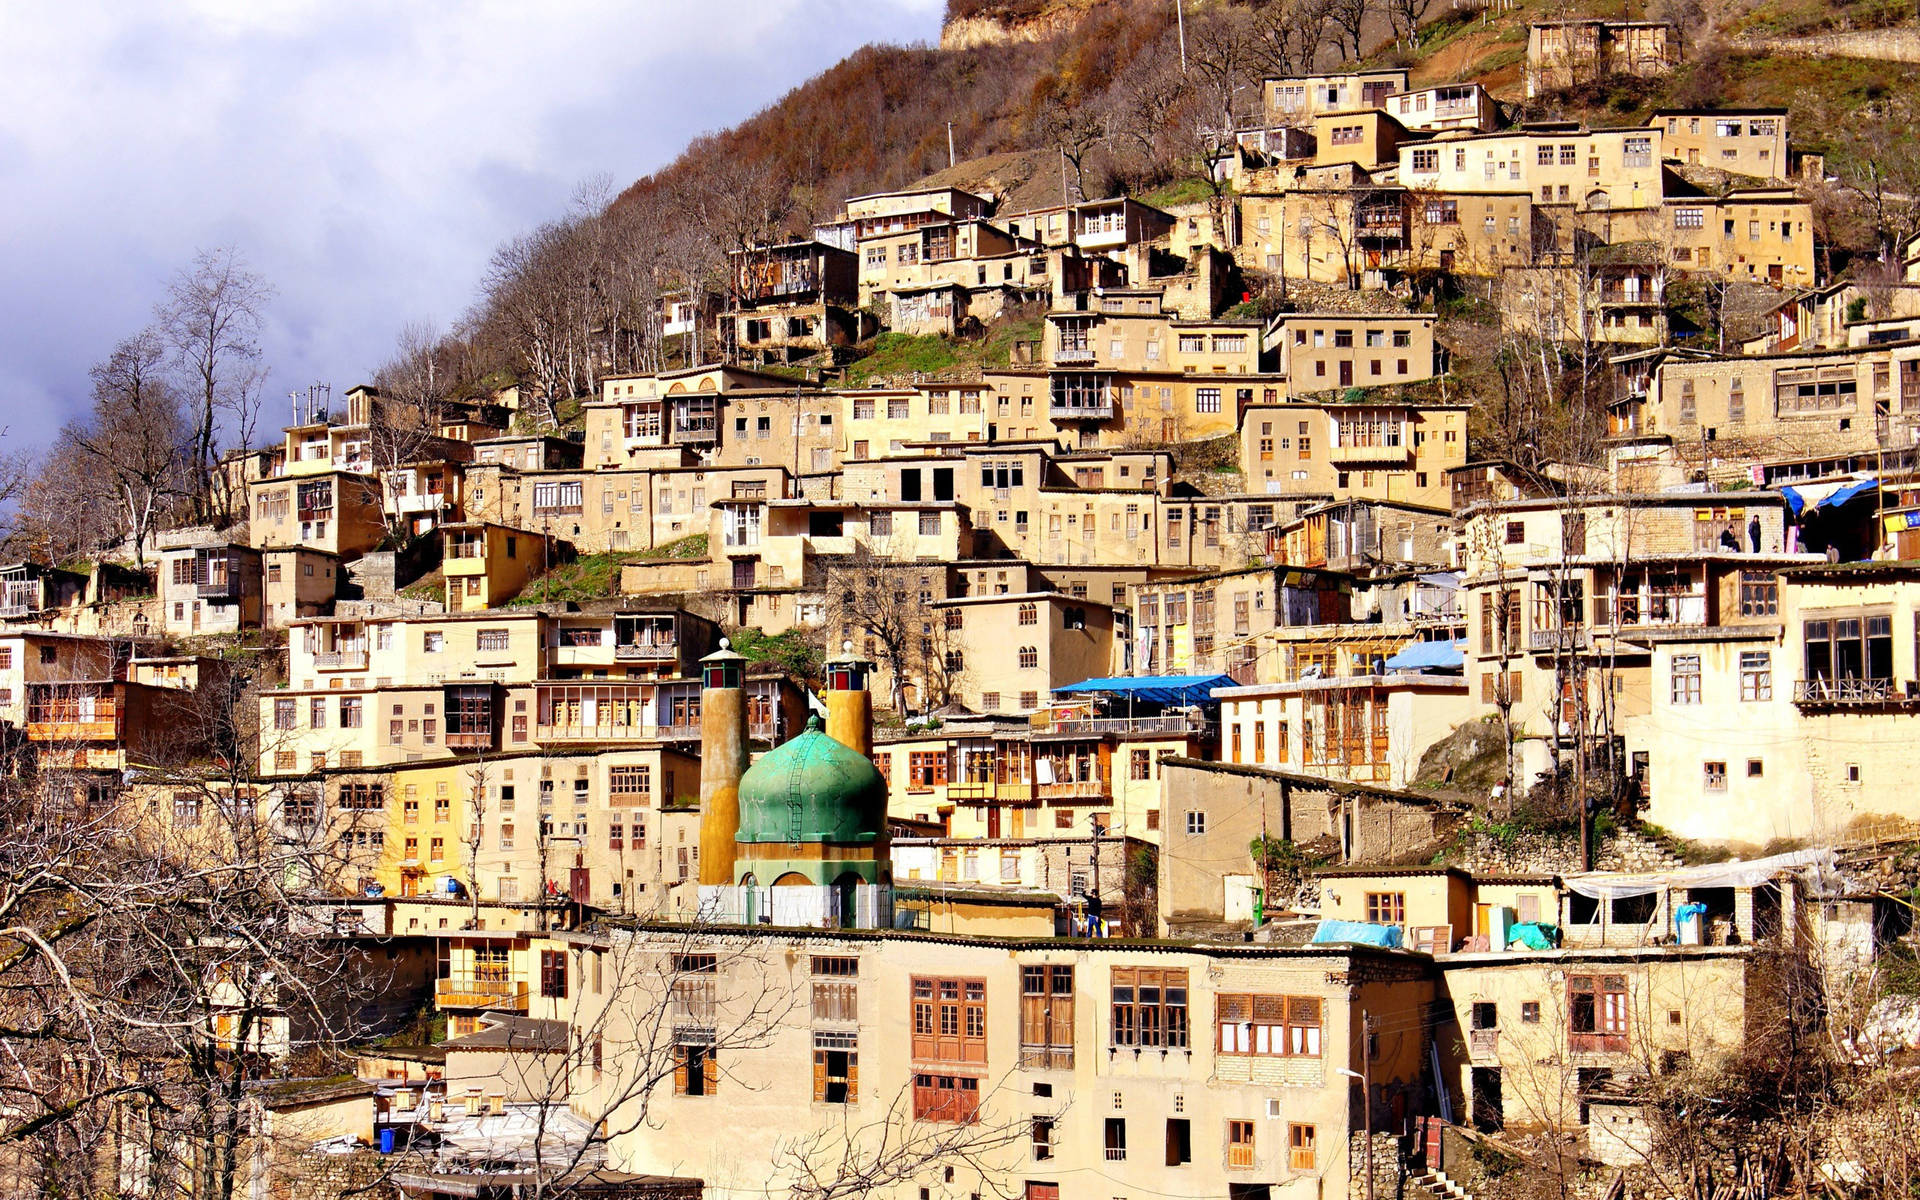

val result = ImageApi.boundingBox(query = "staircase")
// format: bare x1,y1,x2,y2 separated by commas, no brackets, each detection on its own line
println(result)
1598,824,1688,873
1409,1166,1476,1200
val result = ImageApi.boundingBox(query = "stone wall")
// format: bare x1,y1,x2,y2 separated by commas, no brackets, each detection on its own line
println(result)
275,1147,400,1200
1447,826,1685,876
1733,27,1920,64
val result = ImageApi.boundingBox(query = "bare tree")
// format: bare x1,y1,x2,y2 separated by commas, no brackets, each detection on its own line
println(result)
155,248,272,525
820,547,962,716
1382,0,1436,49
1325,0,1371,63
62,330,192,567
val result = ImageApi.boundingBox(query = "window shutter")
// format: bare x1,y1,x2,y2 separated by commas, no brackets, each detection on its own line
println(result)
846,1053,858,1102
812,1050,827,1102
673,1050,688,1095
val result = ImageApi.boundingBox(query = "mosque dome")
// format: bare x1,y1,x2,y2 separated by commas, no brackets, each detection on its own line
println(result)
736,715,887,845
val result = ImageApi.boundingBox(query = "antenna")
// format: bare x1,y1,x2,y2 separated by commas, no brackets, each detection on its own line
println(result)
947,122,956,168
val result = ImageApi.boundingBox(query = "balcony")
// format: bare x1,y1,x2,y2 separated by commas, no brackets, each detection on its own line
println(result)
0,600,35,618
445,728,497,751
1053,345,1097,365
1049,397,1116,421
537,721,653,744
1035,778,1111,803
944,780,1037,804
313,649,369,671
614,641,679,663
1528,627,1589,652
671,419,719,445
394,492,447,515
197,577,239,600
435,978,529,1011
1328,440,1414,466
1046,715,1214,739
1793,677,1919,707
1469,1028,1499,1057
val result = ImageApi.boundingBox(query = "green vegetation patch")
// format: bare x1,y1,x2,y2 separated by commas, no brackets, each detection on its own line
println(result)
507,552,626,606
726,627,821,681
630,533,709,562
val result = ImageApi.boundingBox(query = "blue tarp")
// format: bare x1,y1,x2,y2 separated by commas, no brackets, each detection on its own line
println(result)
1054,674,1238,706
1310,919,1403,948
1783,479,1877,517
1383,639,1465,671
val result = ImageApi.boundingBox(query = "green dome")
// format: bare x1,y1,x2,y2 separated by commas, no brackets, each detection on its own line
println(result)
736,716,887,845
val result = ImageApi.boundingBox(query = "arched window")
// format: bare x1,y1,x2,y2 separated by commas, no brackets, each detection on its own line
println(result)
1019,646,1039,669
1017,603,1038,626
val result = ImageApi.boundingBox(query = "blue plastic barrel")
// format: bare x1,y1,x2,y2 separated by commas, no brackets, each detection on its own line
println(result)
378,1127,396,1154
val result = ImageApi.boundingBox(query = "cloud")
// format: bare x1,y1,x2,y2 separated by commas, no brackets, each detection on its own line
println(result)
0,0,943,453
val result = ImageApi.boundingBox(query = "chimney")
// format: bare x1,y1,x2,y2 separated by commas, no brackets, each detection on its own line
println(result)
823,641,875,758
695,640,748,886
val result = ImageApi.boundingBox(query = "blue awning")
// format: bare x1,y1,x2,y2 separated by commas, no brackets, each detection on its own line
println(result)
1383,639,1465,671
1053,674,1237,706
1784,479,1877,517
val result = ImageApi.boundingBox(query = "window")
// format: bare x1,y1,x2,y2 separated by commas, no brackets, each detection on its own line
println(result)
1104,1118,1127,1161
1195,388,1221,414
1673,207,1704,230
912,1074,979,1123
540,950,568,998
907,752,948,788
476,628,510,653
1216,995,1321,1057
1110,967,1188,1049
1365,892,1406,924
609,765,652,801
911,977,987,1064
423,631,444,654
1020,965,1074,1069
1803,613,1894,692
813,1034,858,1104
1739,571,1776,617
1739,651,1772,701
1018,646,1039,669
1568,975,1629,1051
274,699,296,730
1288,1124,1316,1171
812,956,859,1022
1623,136,1652,168
1032,1118,1054,1160
1704,761,1728,791
1228,1120,1255,1169
340,696,362,728
1410,148,1438,172
1521,1002,1540,1024
1670,655,1702,705
1130,749,1151,781
674,1043,717,1096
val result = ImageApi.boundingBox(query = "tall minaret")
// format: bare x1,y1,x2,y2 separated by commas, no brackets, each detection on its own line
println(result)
823,641,875,758
696,640,747,886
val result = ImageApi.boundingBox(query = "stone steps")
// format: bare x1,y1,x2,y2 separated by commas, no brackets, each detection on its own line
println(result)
1410,1168,1475,1200
1600,825,1687,874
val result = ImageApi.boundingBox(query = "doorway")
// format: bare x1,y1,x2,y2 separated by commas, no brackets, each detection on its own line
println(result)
1470,1067,1503,1132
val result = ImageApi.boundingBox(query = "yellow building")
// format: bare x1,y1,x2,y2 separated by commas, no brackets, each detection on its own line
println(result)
441,522,553,612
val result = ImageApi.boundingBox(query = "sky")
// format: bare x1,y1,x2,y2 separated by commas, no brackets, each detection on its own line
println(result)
0,0,945,457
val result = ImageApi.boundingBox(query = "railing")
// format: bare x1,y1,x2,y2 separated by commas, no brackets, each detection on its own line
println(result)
614,642,678,662
1018,1045,1074,1070
435,978,529,1010
1595,592,1709,629
537,723,653,743
1053,346,1097,365
671,421,718,443
197,577,238,599
313,649,369,671
1528,627,1588,652
1469,1028,1498,1056
1047,716,1214,738
445,729,495,750
1328,441,1413,465
0,601,35,617
1035,778,1110,802
1794,677,1911,705
1049,398,1116,420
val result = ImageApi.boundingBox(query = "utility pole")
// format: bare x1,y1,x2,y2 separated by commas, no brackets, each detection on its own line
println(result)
1362,1011,1376,1200
1175,0,1187,73
1087,814,1105,936
947,122,956,168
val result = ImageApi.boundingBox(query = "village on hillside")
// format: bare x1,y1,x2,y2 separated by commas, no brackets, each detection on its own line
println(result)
9,3,1920,1198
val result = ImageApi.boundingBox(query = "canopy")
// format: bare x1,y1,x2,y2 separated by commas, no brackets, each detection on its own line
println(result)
1782,478,1877,517
1054,674,1237,706
1384,639,1465,671
1563,848,1836,900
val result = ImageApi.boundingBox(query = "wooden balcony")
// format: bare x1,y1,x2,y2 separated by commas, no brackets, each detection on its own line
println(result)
1793,677,1919,708
313,649,369,671
614,641,679,662
436,978,529,1011
1327,441,1413,466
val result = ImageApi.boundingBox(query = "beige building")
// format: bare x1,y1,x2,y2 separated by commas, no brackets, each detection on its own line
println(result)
1655,109,1789,178
1216,669,1474,788
1238,396,1466,508
1526,20,1679,98
1386,84,1497,134
1134,566,1353,682
1262,70,1407,125
442,523,554,612
581,923,1434,1200
928,591,1114,714
1401,126,1665,215
1311,110,1409,170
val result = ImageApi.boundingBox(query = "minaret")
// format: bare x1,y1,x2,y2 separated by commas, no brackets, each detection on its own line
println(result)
696,640,747,886
823,641,875,758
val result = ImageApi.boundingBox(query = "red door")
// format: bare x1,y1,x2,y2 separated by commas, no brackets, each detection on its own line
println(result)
1339,360,1354,387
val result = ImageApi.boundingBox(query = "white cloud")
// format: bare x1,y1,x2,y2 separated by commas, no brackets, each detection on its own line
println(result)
0,0,943,449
